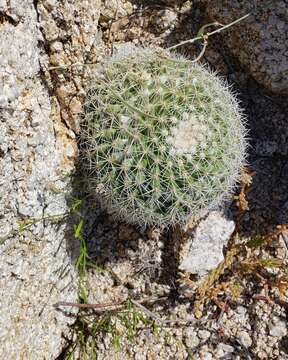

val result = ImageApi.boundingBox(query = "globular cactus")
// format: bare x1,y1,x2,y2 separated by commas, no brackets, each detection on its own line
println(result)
81,47,247,227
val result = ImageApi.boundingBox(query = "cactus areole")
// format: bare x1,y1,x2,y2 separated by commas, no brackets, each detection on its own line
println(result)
81,48,247,226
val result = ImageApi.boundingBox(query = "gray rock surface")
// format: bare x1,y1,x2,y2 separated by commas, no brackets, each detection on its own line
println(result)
37,0,102,133
0,0,100,358
205,1,288,95
179,212,235,276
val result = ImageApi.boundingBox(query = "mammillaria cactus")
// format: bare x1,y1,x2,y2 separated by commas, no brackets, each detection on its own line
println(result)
81,47,247,227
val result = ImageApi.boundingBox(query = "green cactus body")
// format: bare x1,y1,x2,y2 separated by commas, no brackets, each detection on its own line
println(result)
81,48,247,226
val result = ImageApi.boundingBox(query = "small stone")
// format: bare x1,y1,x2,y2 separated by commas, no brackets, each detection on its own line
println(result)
269,318,287,338
237,330,252,348
65,143,76,158
216,342,234,356
183,328,200,349
198,330,211,341
49,41,63,52
17,203,32,217
42,0,57,11
70,98,82,116
49,53,68,66
179,212,235,276
31,117,41,127
202,352,213,360
236,306,247,315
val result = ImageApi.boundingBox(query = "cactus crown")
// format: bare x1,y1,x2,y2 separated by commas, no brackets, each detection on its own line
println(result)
81,48,247,226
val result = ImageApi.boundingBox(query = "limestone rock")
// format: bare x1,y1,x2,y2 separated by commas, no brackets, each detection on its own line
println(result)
179,212,235,276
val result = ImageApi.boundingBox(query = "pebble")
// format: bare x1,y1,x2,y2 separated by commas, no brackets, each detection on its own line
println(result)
183,328,200,349
179,211,235,276
269,318,287,338
198,330,211,341
237,330,252,348
216,342,234,356
236,306,247,316
202,352,213,360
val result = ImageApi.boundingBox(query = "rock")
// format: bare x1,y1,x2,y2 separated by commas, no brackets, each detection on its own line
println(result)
237,330,252,348
269,318,287,338
236,306,247,316
37,0,102,133
205,1,288,95
201,352,213,360
179,212,235,276
183,328,200,348
198,330,211,342
0,0,101,358
216,342,234,356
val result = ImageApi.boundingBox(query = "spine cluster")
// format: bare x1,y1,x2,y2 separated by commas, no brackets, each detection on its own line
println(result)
81,48,247,226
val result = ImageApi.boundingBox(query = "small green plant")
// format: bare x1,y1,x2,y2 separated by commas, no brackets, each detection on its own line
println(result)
81,48,247,227
63,300,161,359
